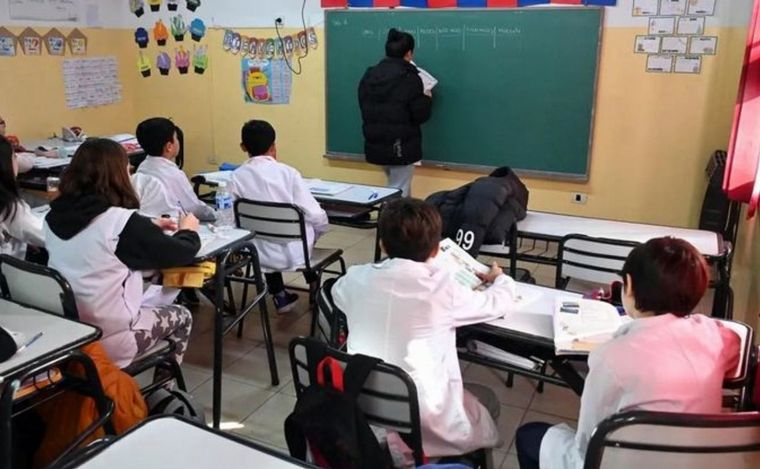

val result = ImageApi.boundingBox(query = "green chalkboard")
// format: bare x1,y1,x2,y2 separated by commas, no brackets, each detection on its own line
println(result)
325,7,603,180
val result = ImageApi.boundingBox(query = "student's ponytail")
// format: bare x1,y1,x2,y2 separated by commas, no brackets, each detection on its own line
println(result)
0,136,20,223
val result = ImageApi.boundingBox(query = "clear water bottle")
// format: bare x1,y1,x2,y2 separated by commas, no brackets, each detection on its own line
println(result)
214,181,235,230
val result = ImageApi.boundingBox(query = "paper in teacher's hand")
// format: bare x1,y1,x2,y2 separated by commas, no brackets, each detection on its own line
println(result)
412,62,438,93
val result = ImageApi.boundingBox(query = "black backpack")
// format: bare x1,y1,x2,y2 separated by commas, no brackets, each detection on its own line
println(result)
284,341,394,469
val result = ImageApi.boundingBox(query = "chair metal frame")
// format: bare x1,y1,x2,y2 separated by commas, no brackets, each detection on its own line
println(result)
288,337,425,467
584,410,760,469
234,199,347,335
555,234,640,291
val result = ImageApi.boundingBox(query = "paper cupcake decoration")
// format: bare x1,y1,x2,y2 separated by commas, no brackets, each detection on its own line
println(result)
175,46,190,74
171,15,187,42
0,28,17,57
67,29,88,56
43,28,66,56
193,45,208,74
154,20,168,46
186,0,200,12
135,28,149,48
19,28,42,56
138,52,151,77
148,0,162,12
157,52,171,75
190,19,206,42
130,0,145,17
168,0,179,11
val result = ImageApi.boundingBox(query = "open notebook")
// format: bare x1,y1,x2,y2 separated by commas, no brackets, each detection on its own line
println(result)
553,298,629,355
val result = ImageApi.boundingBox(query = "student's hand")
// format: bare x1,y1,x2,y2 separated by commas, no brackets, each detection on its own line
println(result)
154,217,178,232
476,262,504,284
179,213,200,232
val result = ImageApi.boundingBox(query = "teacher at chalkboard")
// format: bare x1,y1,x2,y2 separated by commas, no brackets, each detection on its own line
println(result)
358,29,432,197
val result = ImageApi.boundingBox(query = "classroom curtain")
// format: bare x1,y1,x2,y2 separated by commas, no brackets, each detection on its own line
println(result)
725,0,760,216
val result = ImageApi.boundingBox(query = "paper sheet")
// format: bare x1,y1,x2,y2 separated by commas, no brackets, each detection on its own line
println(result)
635,36,661,54
412,62,438,93
198,170,233,185
646,55,674,73
430,238,490,290
689,36,718,55
677,16,706,35
305,179,353,196
674,55,702,74
661,36,688,54
62,57,123,110
687,0,716,15
632,0,659,16
660,0,687,15
648,17,676,35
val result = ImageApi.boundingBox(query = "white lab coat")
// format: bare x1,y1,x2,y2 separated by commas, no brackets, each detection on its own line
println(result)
17,152,35,174
0,200,45,258
229,155,329,271
540,313,740,469
333,258,518,457
135,156,216,221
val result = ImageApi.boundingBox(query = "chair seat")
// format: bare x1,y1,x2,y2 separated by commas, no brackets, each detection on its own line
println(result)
298,247,344,272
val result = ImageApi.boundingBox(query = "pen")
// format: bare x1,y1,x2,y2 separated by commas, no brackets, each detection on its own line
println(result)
17,332,43,353
368,191,378,200
177,200,188,216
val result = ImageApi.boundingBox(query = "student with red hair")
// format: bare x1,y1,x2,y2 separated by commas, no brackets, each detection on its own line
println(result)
516,237,741,469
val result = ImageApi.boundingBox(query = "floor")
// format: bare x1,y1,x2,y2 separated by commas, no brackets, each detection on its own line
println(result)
174,225,579,469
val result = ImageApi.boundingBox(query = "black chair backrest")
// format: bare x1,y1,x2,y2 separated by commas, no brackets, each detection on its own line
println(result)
584,410,760,469
555,234,639,290
0,254,79,319
315,278,348,350
234,199,312,270
288,337,424,465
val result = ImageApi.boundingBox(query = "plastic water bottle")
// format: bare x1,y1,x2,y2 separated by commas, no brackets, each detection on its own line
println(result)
215,181,235,230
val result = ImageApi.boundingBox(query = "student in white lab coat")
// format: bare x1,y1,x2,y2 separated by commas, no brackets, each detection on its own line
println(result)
0,114,34,173
0,136,45,258
45,139,201,369
333,198,518,458
134,118,216,221
515,237,741,469
229,120,329,314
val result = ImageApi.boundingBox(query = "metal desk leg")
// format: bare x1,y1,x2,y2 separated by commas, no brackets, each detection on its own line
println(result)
1,380,19,469
549,358,585,396
212,253,225,430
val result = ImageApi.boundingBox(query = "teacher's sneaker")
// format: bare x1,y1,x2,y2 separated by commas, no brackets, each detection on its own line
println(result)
273,291,299,314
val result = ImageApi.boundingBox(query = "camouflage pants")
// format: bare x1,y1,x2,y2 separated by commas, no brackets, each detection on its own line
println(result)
134,304,193,365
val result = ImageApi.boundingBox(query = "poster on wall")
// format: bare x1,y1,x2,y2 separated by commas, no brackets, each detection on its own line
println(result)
241,58,292,105
43,28,67,56
62,56,123,109
9,0,80,21
0,28,17,57
18,28,42,56
67,28,87,55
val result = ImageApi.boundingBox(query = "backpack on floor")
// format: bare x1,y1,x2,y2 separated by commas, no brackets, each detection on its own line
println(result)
146,388,206,425
284,342,393,469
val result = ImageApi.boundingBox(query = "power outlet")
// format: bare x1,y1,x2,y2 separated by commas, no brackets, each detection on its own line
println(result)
275,16,285,27
571,192,588,204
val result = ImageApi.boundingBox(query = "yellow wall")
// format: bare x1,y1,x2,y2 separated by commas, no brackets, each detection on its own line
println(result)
0,29,136,141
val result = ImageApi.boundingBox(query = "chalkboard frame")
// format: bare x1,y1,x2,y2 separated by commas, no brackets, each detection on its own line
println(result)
324,7,605,182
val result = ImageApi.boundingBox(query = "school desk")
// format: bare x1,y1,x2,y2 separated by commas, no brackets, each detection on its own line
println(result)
0,299,110,468
63,416,314,469
479,210,732,317
193,225,276,430
192,171,401,260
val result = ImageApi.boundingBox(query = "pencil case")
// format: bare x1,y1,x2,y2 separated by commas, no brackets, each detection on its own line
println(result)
161,261,216,288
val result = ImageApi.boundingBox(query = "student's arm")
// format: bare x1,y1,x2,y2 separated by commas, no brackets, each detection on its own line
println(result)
16,153,35,174
173,171,217,222
407,75,432,125
5,201,45,247
291,172,329,236
115,213,200,270
718,323,741,377
447,274,517,327
573,350,623,456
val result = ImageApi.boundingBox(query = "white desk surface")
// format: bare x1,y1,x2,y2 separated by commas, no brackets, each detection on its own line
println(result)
0,300,99,379
485,283,582,340
195,171,400,206
76,417,310,468
195,225,253,260
517,211,722,257
24,134,142,157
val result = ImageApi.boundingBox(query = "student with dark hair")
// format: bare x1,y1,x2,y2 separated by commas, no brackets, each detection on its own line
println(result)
0,135,44,258
229,120,329,313
45,138,201,369
134,117,216,221
358,29,433,197
515,237,741,469
0,114,35,173
333,198,517,457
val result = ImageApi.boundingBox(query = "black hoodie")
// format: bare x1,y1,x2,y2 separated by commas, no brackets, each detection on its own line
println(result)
47,194,201,270
358,57,432,166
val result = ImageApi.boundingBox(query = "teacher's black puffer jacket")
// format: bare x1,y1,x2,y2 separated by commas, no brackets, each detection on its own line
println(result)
358,57,432,166
426,167,529,256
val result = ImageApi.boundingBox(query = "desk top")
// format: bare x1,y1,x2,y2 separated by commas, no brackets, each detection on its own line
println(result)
483,283,582,341
194,171,400,207
0,300,99,380
24,134,143,157
74,416,312,468
195,225,254,260
518,211,722,257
